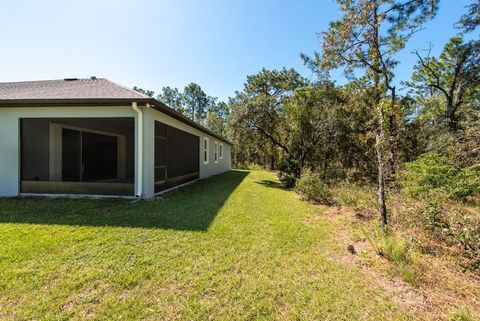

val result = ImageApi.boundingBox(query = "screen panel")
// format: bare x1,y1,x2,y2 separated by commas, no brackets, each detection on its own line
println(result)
82,131,118,181
154,122,167,193
20,118,135,196
154,121,200,192
166,125,199,188
62,128,82,182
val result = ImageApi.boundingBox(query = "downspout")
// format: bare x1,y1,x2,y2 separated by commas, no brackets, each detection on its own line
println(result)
132,102,143,198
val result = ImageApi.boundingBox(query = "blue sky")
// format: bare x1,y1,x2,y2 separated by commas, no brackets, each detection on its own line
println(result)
0,0,473,101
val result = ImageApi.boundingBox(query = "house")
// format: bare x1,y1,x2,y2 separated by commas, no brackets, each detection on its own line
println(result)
0,78,231,198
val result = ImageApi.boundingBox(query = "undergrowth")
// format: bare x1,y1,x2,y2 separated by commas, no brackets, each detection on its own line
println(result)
331,183,480,273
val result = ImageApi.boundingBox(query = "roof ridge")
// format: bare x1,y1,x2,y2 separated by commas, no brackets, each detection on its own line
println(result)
104,78,151,99
0,78,104,84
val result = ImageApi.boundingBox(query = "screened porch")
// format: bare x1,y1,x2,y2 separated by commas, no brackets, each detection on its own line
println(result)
20,117,135,196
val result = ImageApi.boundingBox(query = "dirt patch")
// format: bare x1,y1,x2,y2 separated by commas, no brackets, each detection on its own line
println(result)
323,206,480,321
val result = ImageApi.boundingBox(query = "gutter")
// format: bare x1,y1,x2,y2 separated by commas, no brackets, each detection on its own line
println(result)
132,102,143,198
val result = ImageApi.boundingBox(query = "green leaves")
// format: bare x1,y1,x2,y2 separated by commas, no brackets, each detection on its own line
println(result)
304,0,439,88
183,83,209,122
244,68,307,97
457,0,480,33
157,86,184,114
407,37,480,130
400,152,480,201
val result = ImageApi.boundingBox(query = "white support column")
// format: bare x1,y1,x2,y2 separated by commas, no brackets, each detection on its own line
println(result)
142,107,155,198
132,102,143,198
0,113,20,196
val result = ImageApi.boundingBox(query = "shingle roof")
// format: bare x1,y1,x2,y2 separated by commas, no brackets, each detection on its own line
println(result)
0,77,232,145
0,78,148,100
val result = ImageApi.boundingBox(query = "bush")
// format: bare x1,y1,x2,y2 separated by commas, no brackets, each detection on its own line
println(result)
335,189,360,207
333,184,376,210
422,200,448,233
420,201,480,271
382,237,408,263
400,152,480,202
452,218,480,271
278,157,299,188
380,236,420,284
295,169,333,204
278,172,296,189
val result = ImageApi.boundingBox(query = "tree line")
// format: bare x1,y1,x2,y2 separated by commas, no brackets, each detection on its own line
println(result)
135,0,479,228
133,83,230,137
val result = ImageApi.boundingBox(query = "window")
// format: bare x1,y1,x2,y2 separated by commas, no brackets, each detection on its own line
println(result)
219,143,223,159
203,137,209,164
214,141,218,163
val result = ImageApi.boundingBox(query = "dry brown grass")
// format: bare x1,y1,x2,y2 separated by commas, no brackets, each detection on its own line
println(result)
320,198,480,321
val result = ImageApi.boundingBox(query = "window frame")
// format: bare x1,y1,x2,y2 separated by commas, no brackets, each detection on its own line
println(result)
214,141,218,163
203,137,209,164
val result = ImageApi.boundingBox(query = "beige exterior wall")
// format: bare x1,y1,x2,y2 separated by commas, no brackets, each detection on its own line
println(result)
0,105,231,198
142,106,231,198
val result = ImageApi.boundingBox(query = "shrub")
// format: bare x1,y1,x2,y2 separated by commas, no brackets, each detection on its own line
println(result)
380,236,420,284
420,201,480,271
333,184,376,210
278,157,299,188
335,189,360,207
382,236,409,264
422,200,448,233
278,172,296,189
452,220,480,271
295,169,333,205
400,152,480,202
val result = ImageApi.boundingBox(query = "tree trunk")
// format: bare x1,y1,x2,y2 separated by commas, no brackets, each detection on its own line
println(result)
376,127,388,229
445,96,458,131
446,108,458,131
373,1,388,229
375,85,388,228
387,87,396,179
269,146,275,170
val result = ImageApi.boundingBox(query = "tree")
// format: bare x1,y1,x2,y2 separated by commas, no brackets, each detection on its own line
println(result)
303,0,439,228
206,100,230,137
408,37,480,131
133,86,154,97
230,68,307,170
157,86,185,114
134,83,228,134
457,0,480,33
228,92,274,168
183,83,209,122
281,83,348,181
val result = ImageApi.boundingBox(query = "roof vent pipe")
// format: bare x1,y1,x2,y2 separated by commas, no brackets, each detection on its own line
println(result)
132,102,143,198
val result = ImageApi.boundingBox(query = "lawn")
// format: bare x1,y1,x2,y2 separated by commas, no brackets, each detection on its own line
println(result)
0,170,413,320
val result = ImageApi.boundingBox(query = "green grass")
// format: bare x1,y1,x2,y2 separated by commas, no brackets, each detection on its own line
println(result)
380,237,420,285
0,170,411,320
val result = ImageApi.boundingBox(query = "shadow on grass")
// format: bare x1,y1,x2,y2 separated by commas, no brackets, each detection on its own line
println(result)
0,170,249,231
256,179,287,190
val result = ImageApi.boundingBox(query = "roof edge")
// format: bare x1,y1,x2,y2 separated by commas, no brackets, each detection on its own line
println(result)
148,98,232,145
0,98,152,106
0,97,232,145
